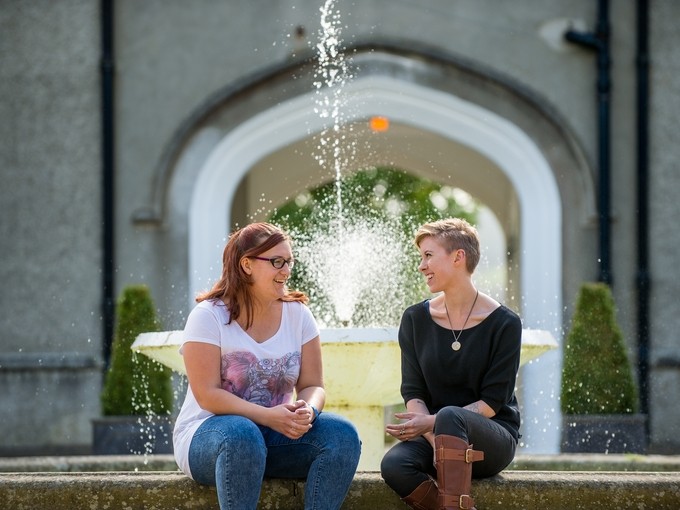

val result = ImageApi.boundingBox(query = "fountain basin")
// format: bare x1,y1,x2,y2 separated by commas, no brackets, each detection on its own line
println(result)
132,327,556,470
132,327,556,376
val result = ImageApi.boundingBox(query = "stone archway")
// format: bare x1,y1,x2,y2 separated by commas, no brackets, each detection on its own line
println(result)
189,74,563,452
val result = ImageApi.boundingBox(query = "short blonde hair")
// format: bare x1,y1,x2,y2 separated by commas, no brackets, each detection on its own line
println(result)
415,218,481,273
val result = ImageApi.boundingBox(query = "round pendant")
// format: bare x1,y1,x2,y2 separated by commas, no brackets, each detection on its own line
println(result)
451,341,461,351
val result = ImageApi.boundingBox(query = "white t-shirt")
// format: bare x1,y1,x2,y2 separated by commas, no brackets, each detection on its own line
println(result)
172,299,320,478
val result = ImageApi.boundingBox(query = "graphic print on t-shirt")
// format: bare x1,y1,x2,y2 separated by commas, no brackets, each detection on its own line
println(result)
220,350,301,406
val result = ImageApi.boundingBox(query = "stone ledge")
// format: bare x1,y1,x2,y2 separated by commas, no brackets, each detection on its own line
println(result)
3,453,680,473
1,471,679,510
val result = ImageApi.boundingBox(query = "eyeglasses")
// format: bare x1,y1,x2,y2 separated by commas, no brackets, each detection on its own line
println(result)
250,256,295,270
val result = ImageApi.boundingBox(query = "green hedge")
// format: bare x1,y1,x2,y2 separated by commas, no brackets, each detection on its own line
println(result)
101,285,172,416
560,282,638,415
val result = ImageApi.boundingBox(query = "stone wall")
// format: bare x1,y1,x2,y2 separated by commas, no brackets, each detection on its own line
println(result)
1,0,679,454
0,0,102,453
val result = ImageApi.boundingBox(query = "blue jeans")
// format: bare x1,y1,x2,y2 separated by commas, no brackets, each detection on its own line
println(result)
188,412,361,510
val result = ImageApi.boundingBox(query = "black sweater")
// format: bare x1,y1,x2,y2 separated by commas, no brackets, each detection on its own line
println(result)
399,300,522,440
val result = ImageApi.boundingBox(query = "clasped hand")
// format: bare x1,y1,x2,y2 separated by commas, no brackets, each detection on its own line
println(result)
270,399,315,439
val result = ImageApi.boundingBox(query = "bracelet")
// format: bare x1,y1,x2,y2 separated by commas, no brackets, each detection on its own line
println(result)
310,405,320,424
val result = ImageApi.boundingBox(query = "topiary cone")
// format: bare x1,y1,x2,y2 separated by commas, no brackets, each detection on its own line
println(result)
100,284,172,416
560,282,638,415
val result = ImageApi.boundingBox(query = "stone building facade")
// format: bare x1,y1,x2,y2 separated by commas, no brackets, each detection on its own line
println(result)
1,0,678,454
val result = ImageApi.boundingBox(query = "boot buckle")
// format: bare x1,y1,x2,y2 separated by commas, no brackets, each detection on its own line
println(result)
459,494,474,509
465,448,474,463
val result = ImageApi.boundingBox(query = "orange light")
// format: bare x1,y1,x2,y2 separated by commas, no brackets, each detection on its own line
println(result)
369,116,390,132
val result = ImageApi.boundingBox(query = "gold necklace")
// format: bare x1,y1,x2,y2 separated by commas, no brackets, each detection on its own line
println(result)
444,289,479,351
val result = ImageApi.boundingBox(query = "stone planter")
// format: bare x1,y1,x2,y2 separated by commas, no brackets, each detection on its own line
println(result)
92,415,174,455
561,414,647,454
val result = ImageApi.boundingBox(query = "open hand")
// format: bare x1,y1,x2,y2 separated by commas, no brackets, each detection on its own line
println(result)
385,411,433,441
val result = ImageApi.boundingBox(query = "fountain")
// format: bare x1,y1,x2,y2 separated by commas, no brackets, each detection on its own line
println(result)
133,328,555,470
131,0,559,471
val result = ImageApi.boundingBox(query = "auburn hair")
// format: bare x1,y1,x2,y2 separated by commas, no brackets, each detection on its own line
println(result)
197,222,308,329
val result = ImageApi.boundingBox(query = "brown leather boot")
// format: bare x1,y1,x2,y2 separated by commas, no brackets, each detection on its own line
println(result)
402,478,438,510
434,435,484,510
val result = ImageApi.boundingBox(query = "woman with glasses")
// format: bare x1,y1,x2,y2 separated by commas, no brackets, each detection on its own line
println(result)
380,218,522,510
173,222,361,510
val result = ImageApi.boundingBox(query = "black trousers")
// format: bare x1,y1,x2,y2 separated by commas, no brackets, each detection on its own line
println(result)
380,406,517,498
